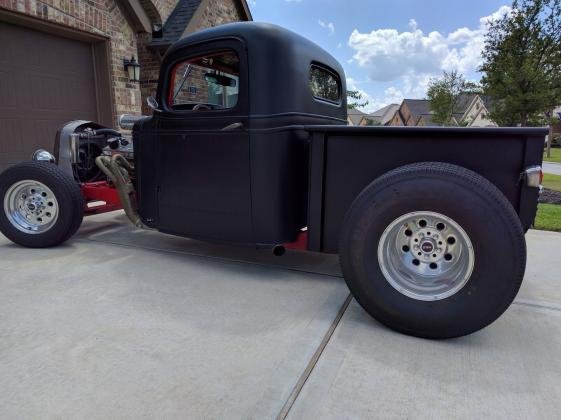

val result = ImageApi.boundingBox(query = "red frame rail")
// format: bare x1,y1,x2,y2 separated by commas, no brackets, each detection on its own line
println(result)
81,181,122,215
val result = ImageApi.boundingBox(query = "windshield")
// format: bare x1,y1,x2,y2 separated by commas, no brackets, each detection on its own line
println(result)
169,50,240,111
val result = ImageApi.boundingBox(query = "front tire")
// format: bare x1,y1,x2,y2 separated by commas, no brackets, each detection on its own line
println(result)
0,162,84,248
339,162,526,339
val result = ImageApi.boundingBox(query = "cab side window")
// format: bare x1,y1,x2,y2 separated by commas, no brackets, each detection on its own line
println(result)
168,50,240,111
309,64,341,104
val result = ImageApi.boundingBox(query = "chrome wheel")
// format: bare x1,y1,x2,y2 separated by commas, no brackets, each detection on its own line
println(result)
3,180,59,234
377,211,474,301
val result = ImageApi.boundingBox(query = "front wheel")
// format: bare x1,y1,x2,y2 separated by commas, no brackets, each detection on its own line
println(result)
339,162,526,339
0,161,84,248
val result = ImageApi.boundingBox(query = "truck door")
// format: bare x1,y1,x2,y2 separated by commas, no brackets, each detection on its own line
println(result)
154,41,252,243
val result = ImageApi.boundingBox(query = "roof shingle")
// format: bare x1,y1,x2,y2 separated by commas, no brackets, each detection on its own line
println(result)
150,0,202,47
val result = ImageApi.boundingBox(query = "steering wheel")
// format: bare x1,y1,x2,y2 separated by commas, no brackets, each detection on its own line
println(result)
193,103,212,111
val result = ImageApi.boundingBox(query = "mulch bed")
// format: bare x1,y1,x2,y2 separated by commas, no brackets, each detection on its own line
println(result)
539,188,561,205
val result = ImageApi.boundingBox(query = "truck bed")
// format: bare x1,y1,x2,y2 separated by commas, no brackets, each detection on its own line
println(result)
304,125,547,253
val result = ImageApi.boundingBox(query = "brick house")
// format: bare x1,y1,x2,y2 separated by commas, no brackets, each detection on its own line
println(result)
0,0,251,171
358,103,399,126
387,95,496,127
390,99,430,126
347,108,365,126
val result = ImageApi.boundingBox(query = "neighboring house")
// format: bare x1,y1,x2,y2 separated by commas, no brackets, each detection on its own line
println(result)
0,0,252,171
388,95,496,127
359,103,399,126
416,113,453,127
389,99,431,126
347,108,366,126
457,95,496,127
388,110,405,126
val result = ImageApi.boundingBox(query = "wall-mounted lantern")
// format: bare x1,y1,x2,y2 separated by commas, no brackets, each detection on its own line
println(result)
152,23,163,38
123,56,141,83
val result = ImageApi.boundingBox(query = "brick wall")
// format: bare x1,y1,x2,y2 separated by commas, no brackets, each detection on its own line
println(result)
137,31,160,114
0,0,142,126
188,0,243,32
151,0,175,22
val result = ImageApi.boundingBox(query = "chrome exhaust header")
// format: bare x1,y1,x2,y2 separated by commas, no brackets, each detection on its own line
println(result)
118,114,146,130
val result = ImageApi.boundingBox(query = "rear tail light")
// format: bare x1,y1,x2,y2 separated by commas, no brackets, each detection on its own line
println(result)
524,165,542,188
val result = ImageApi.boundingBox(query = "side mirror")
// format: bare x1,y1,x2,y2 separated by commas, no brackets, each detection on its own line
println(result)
147,96,161,112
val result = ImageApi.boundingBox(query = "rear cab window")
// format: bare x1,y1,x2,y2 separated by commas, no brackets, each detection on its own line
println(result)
309,64,341,104
168,50,240,111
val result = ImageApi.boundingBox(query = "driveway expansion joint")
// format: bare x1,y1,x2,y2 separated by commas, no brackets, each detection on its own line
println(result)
276,293,353,420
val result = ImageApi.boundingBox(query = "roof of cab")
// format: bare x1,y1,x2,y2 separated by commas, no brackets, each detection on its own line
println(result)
161,22,347,121
164,21,343,75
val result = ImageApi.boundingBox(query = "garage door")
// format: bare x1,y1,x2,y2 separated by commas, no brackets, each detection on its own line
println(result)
0,22,99,172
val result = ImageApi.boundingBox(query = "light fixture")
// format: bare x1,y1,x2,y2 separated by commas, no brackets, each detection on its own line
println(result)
152,23,163,38
123,56,140,83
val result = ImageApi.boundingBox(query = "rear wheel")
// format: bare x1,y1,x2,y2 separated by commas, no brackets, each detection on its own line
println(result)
339,162,526,339
0,162,84,248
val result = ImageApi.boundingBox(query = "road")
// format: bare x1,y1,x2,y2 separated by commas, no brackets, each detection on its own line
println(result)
1,212,561,419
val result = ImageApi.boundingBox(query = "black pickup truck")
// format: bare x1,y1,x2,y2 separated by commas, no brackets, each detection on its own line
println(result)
0,22,547,338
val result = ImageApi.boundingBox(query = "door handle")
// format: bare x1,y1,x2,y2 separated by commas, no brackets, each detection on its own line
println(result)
221,122,244,131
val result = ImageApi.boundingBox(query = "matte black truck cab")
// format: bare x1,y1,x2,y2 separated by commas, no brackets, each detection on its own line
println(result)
0,22,548,339
135,22,347,245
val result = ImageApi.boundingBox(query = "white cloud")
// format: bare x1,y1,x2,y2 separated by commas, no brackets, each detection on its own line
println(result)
348,6,511,83
347,78,406,113
408,19,418,31
318,19,335,35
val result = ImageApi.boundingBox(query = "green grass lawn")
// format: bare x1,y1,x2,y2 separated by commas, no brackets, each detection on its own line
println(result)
534,203,561,232
536,174,561,232
542,173,561,192
543,148,561,163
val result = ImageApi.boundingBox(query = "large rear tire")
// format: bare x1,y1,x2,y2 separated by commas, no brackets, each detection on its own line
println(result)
339,162,526,339
0,162,84,248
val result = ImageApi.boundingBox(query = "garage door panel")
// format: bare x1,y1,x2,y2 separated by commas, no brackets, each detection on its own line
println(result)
0,71,17,110
0,21,99,171
0,119,24,154
31,119,61,151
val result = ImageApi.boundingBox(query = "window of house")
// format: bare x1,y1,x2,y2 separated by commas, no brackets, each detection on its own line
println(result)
168,50,239,111
309,64,341,104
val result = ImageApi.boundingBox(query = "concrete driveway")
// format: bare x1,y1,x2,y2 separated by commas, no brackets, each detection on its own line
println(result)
543,161,561,175
1,212,560,419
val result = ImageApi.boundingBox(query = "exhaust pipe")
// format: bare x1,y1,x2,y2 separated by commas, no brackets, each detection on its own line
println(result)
272,245,286,256
95,154,145,229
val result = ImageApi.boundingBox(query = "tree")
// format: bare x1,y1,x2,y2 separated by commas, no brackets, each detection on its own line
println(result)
426,70,480,126
364,118,382,126
479,0,561,127
347,90,369,109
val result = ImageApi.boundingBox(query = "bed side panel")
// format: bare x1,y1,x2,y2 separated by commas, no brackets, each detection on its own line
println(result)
320,131,532,253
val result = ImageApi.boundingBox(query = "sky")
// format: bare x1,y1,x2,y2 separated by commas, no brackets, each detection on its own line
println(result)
249,0,512,113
